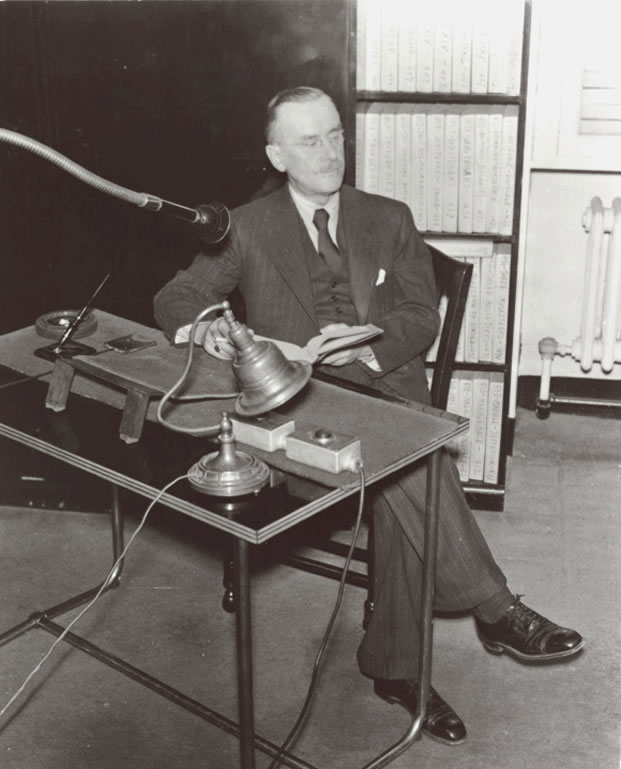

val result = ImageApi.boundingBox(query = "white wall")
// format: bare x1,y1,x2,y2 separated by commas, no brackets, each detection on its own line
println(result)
513,0,621,401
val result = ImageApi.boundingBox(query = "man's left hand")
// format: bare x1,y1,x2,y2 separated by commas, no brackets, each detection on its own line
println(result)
320,344,374,367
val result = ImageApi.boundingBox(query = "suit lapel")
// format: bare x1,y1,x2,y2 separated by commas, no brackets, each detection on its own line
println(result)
259,185,381,326
340,186,379,323
260,186,317,324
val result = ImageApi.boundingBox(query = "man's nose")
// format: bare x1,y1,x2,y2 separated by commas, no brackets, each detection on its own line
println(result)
321,139,340,160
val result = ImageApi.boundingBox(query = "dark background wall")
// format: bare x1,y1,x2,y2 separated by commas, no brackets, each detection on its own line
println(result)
0,0,354,333
0,0,353,510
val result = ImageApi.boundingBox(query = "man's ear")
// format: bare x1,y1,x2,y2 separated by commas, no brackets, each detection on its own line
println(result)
265,144,286,174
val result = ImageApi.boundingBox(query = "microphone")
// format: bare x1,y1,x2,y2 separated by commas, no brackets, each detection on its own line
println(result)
138,198,231,244
145,198,230,244
194,202,231,244
146,195,232,243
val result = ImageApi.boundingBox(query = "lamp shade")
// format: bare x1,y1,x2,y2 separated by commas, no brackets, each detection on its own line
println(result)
224,310,312,416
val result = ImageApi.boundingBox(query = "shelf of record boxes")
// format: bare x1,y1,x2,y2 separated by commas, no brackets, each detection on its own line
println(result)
432,362,509,507
351,0,530,508
355,0,527,101
354,99,521,241
353,100,520,497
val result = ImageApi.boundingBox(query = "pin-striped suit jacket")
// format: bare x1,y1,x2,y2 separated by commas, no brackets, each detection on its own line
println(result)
154,183,440,405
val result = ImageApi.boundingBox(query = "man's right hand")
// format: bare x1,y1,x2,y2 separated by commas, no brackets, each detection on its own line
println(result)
203,316,236,360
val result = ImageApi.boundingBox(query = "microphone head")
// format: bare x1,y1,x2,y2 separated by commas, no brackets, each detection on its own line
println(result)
195,202,231,244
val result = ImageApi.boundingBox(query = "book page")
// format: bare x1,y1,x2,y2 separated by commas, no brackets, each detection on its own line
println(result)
254,324,383,364
254,337,313,363
307,323,383,361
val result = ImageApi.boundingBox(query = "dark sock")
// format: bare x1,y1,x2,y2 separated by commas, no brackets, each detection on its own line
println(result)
473,587,514,624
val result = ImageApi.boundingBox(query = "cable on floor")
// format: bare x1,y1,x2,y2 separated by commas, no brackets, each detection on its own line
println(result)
0,473,189,720
267,461,367,769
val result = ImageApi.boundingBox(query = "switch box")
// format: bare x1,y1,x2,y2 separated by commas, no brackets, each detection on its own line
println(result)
230,412,295,452
285,424,361,474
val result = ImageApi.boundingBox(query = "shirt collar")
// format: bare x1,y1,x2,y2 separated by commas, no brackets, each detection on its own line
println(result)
288,184,340,242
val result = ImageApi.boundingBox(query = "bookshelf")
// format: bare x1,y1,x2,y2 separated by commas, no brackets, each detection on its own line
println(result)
350,0,532,511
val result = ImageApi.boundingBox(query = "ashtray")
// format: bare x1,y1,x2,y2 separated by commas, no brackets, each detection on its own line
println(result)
35,309,98,340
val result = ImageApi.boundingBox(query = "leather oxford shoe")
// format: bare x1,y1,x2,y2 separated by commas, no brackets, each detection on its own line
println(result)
475,595,584,662
374,678,467,746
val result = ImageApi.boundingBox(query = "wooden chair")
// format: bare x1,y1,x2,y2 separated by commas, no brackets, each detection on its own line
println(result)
221,246,473,615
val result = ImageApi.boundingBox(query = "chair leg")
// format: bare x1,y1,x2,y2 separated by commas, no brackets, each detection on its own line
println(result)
221,516,375,629
363,514,375,630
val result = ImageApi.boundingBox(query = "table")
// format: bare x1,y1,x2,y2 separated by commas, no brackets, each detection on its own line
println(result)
0,313,467,769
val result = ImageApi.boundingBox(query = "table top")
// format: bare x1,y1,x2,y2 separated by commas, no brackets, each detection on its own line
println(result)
0,313,468,544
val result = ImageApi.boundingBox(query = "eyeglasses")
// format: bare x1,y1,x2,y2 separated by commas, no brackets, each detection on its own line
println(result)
278,129,345,153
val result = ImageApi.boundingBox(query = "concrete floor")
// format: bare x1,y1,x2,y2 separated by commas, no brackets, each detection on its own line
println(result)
0,407,619,769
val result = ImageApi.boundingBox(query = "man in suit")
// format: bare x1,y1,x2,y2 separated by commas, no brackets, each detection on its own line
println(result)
154,87,583,746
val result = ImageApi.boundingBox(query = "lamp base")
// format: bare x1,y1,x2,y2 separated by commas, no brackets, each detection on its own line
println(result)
34,341,97,362
187,412,270,497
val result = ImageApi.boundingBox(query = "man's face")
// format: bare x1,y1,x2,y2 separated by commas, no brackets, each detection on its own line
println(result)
265,95,345,204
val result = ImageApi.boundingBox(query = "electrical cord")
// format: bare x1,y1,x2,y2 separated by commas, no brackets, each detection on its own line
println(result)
156,302,239,436
0,370,54,390
0,473,188,721
266,462,367,769
3,322,368,761
2,462,369,765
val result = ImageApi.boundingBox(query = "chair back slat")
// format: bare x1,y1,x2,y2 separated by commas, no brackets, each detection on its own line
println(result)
428,245,473,410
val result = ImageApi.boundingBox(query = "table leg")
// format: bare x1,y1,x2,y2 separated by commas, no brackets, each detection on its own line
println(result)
44,357,75,412
416,447,441,723
362,448,442,769
0,484,124,646
119,388,151,444
234,538,255,769
0,487,318,769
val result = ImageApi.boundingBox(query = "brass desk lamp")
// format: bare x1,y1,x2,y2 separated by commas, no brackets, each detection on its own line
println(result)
156,301,312,498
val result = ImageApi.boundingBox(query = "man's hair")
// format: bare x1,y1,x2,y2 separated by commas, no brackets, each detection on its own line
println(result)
265,86,335,143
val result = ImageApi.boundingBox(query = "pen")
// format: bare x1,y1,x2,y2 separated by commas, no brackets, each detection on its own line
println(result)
54,273,110,354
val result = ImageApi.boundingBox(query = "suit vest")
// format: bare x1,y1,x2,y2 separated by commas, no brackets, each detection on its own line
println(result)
298,214,358,328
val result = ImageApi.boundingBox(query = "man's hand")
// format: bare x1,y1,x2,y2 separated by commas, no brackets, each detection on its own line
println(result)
321,343,374,367
203,316,236,360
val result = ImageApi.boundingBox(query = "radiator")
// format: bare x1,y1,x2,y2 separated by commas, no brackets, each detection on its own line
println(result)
574,196,621,372
536,197,621,418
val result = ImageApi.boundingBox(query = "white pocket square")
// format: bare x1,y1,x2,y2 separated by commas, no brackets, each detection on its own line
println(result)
375,268,386,286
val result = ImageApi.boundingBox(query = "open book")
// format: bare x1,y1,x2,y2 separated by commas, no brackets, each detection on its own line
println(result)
254,324,383,364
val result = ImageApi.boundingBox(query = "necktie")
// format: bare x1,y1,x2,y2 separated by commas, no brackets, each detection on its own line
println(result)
313,208,344,276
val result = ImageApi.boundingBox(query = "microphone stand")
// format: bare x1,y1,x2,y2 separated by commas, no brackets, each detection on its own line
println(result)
0,129,230,244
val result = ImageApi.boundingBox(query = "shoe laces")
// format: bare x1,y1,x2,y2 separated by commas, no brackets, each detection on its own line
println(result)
507,595,549,633
427,687,459,725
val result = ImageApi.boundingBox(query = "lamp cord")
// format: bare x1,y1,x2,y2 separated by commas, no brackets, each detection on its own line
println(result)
0,473,188,721
155,302,238,436
2,464,369,762
267,462,367,769
0,370,54,390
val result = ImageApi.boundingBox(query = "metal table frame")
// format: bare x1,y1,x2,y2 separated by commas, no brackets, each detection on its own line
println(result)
0,365,464,769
